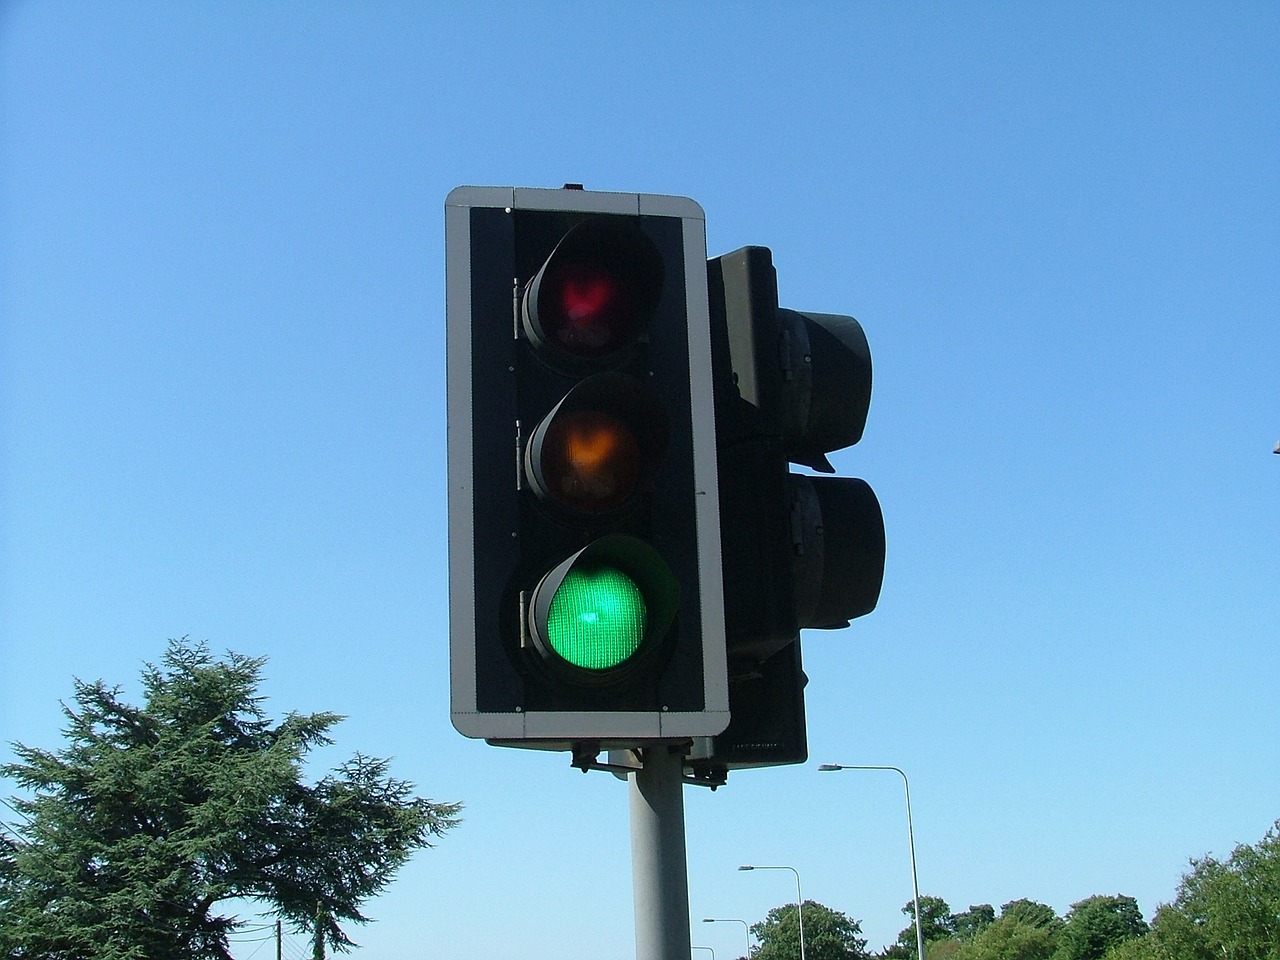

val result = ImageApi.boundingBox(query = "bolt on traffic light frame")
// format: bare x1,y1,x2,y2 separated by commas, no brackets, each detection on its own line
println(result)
446,186,729,747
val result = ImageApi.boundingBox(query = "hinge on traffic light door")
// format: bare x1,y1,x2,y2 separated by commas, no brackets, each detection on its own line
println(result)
514,419,525,492
511,276,522,340
517,589,533,650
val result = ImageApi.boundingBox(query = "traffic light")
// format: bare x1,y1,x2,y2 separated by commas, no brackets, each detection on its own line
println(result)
446,186,729,746
692,245,885,772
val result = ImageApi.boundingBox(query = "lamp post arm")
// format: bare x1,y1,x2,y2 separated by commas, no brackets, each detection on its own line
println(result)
703,919,752,959
819,764,926,960
737,865,806,960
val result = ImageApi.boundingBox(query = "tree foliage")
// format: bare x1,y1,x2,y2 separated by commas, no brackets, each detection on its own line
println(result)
751,899,869,960
885,894,956,958
1102,820,1280,960
951,917,1055,960
999,900,1059,933
1054,895,1146,960
740,818,1280,960
0,639,462,960
748,817,1280,960
878,891,1151,960
953,904,996,941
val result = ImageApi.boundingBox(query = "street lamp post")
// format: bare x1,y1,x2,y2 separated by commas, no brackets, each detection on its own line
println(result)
817,764,926,960
702,917,752,958
739,865,805,960
693,947,716,960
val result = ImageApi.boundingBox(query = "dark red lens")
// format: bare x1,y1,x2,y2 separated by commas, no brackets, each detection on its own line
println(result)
542,261,639,358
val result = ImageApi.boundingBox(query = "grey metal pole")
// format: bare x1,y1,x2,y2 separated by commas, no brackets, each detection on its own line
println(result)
630,744,692,960
818,764,926,960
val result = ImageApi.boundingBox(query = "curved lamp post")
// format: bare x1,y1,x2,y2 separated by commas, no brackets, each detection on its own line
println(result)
818,764,926,960
739,864,805,960
702,917,752,958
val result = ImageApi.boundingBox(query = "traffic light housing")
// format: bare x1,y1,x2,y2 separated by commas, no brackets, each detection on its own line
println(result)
694,246,885,772
446,186,728,747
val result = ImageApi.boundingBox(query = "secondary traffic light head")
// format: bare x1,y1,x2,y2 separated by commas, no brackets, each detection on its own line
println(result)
446,186,728,747
697,245,885,771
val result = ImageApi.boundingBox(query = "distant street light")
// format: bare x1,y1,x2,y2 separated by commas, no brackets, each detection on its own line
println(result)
693,946,716,960
739,864,806,960
703,917,752,958
818,764,926,960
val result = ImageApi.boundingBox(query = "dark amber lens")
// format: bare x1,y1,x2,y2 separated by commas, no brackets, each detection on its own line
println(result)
541,410,643,512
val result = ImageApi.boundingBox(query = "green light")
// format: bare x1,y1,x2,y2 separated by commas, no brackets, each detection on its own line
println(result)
546,564,647,670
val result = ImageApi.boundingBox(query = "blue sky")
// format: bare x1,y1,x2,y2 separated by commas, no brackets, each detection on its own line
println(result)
2,3,1277,958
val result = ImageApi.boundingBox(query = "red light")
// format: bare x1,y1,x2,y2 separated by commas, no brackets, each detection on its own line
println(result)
543,261,638,358
522,218,663,367
560,264,617,322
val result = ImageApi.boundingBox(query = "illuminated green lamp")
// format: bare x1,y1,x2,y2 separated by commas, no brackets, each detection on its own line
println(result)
545,565,646,670
526,534,679,684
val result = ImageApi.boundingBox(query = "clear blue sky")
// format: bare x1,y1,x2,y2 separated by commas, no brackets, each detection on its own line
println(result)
2,3,1276,958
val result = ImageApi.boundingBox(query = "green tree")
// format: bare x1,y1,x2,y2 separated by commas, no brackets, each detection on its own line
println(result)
1168,820,1280,959
1108,820,1280,960
953,917,1056,960
0,639,462,960
999,900,1060,933
891,895,955,958
1054,895,1146,960
953,905,996,941
751,899,869,960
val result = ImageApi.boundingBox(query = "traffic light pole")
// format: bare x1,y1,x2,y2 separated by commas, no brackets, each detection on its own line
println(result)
629,744,692,960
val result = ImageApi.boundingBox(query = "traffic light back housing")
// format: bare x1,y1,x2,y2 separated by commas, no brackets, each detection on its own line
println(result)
698,245,884,772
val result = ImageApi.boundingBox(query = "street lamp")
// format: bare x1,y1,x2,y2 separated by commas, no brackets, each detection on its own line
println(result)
702,917,752,958
693,947,716,960
818,764,926,960
739,864,805,960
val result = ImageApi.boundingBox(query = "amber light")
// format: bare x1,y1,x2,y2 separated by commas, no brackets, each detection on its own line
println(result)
541,410,643,512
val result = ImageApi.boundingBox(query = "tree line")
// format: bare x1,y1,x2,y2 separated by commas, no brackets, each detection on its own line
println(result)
3,639,1276,960
743,819,1280,960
